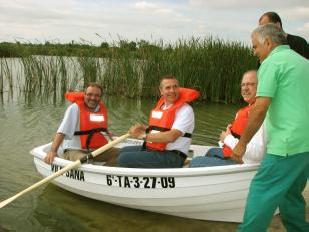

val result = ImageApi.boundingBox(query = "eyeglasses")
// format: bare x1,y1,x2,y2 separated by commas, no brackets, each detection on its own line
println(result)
86,93,101,98
241,82,256,87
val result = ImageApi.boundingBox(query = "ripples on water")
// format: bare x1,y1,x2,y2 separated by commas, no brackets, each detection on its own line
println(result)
0,92,242,231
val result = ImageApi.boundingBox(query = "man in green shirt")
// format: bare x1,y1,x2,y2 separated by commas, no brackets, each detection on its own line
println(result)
232,24,309,231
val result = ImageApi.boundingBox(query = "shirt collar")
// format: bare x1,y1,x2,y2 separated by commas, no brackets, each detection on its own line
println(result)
94,104,100,112
261,45,290,65
268,45,290,57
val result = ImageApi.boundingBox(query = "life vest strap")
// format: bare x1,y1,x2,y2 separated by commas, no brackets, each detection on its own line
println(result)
74,127,108,135
74,127,112,150
231,131,241,139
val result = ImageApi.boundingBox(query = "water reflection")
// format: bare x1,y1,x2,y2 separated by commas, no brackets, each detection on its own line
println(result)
33,185,238,232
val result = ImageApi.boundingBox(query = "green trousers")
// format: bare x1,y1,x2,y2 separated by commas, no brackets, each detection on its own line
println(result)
238,152,309,232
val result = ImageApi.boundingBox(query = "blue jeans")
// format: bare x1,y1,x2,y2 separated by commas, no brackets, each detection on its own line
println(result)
189,147,236,167
206,147,225,158
117,146,184,168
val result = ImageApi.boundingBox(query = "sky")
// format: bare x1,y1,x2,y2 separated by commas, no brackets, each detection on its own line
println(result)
0,0,308,46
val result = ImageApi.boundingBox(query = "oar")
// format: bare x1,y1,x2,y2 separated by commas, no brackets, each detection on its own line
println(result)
0,133,130,209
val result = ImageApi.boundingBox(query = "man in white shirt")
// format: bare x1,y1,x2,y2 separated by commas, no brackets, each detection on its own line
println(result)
44,83,119,166
117,75,199,168
190,70,265,167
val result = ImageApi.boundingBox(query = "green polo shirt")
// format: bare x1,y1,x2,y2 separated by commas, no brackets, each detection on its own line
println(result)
257,45,309,156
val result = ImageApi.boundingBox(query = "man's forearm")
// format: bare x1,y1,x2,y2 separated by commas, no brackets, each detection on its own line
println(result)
239,98,270,146
239,111,264,145
146,129,182,143
50,133,65,152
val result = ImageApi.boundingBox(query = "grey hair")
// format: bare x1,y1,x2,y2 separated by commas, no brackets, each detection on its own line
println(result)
243,69,257,77
241,70,258,84
252,23,287,45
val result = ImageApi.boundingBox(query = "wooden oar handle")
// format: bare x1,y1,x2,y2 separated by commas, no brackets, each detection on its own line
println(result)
91,133,130,157
0,133,130,209
0,160,81,209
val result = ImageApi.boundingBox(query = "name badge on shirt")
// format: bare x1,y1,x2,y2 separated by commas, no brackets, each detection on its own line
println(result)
90,114,105,122
151,111,163,119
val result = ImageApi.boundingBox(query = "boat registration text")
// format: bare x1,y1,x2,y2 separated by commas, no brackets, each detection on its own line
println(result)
106,175,175,189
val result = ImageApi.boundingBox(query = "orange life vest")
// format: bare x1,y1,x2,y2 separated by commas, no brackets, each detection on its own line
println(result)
222,104,254,157
146,88,200,151
65,92,109,150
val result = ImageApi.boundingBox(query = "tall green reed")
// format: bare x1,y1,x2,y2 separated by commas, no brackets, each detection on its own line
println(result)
20,56,82,103
0,59,14,93
100,43,143,98
126,37,256,102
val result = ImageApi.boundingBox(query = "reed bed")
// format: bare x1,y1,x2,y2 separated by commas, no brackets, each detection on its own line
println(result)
0,59,14,93
0,37,257,103
20,56,84,103
101,37,256,103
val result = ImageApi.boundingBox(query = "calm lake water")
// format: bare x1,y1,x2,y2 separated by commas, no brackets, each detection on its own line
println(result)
0,91,303,231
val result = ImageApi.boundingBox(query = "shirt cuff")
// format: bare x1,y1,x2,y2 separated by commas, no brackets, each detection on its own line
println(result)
223,134,239,150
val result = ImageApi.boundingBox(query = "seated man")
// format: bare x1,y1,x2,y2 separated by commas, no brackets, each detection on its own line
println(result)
44,82,119,166
190,70,265,167
117,75,200,168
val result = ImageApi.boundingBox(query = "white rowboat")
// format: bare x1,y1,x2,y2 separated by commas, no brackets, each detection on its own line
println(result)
31,138,309,223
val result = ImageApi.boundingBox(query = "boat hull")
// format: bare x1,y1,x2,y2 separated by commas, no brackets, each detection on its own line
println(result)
31,141,309,222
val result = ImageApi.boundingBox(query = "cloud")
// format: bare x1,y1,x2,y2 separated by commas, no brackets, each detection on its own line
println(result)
296,22,309,38
134,1,157,10
188,0,309,9
133,1,174,14
186,0,308,42
130,1,192,27
280,7,309,21
0,0,307,44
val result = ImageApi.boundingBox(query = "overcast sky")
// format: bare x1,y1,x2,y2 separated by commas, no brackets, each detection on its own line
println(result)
0,0,308,46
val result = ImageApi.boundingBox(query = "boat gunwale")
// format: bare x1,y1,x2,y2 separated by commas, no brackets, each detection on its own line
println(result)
31,143,260,177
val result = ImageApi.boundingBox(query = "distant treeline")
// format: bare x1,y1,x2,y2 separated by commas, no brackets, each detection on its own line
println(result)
0,40,161,58
0,38,257,103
